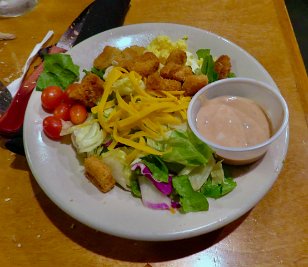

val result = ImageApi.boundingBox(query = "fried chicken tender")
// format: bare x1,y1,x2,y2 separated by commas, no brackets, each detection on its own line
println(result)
117,45,146,70
214,55,231,79
131,52,160,77
146,72,182,91
94,45,145,70
93,46,122,70
165,49,187,65
160,62,193,82
84,156,116,193
182,74,208,96
67,73,104,108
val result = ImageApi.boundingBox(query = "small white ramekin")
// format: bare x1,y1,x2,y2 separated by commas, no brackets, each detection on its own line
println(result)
187,78,289,165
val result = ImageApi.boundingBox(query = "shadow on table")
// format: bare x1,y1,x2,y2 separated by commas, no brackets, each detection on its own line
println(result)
29,174,250,263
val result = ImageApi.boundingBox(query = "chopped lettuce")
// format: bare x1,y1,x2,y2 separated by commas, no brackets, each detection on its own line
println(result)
210,161,225,185
138,176,172,210
101,148,132,190
172,175,209,212
131,162,172,195
130,178,141,198
90,67,105,79
36,54,80,91
179,154,216,191
196,49,218,83
71,122,105,153
160,128,213,166
201,177,237,199
141,155,169,183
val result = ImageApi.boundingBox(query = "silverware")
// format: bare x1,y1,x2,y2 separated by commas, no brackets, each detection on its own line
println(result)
0,2,94,136
0,0,130,136
0,81,12,116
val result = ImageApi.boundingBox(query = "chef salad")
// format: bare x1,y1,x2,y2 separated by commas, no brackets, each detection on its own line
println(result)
36,35,237,213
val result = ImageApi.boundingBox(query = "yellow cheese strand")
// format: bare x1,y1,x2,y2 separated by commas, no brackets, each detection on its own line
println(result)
91,99,115,114
162,90,185,96
97,68,124,129
91,67,191,161
113,125,162,155
128,71,149,97
116,102,171,130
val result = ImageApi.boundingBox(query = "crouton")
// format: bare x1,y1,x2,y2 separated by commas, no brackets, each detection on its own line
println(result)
84,156,116,193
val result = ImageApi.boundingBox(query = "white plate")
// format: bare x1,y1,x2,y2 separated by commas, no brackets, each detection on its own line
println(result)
24,23,289,241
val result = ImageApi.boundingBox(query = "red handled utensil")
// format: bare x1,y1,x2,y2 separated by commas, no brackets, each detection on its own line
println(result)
0,0,131,137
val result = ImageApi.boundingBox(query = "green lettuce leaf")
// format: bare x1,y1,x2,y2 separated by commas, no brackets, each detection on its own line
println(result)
90,67,105,79
196,49,218,83
36,54,80,91
201,176,237,199
172,175,209,212
161,129,213,167
141,155,169,183
179,154,216,191
130,178,141,198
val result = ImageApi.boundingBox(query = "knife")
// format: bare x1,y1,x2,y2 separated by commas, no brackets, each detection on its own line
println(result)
0,0,131,137
0,81,12,115
0,0,130,155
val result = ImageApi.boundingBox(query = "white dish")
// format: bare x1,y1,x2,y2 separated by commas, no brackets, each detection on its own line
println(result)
188,78,289,165
24,23,289,241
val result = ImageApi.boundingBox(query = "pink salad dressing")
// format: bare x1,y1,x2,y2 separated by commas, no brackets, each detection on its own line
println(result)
196,96,271,148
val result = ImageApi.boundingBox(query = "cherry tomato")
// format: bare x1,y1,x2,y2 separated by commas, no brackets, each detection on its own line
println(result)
41,86,64,111
53,102,71,121
70,104,88,125
43,116,62,140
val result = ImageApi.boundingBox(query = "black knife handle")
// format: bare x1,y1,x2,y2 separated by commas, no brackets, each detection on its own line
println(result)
74,0,131,45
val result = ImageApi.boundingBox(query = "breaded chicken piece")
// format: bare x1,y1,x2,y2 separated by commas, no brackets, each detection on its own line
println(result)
146,72,182,91
160,62,193,82
182,74,208,96
214,55,231,79
131,52,160,77
93,46,122,70
84,156,116,193
165,49,187,65
122,45,145,60
117,45,146,71
67,73,104,108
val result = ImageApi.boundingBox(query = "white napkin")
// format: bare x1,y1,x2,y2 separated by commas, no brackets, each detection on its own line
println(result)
7,30,54,97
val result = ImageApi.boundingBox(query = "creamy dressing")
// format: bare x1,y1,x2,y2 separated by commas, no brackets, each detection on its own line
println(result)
196,96,271,147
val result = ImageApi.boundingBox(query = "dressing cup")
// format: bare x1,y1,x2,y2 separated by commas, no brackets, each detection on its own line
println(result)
187,77,289,165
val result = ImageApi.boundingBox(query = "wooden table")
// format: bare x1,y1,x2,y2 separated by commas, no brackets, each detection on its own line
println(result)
0,0,307,266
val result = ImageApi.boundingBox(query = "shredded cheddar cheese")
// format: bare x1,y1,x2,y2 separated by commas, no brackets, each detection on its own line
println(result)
92,67,191,160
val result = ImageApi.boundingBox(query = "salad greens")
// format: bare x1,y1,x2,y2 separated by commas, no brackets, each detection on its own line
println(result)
36,54,80,91
197,48,236,82
38,38,238,213
172,175,209,213
197,49,219,83
130,129,237,213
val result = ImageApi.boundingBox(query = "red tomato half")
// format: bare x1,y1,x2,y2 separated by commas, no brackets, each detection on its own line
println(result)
41,86,64,111
70,104,88,125
43,116,62,140
53,103,71,121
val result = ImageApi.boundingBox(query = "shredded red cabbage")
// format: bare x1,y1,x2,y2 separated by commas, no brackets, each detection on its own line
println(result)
132,162,172,195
